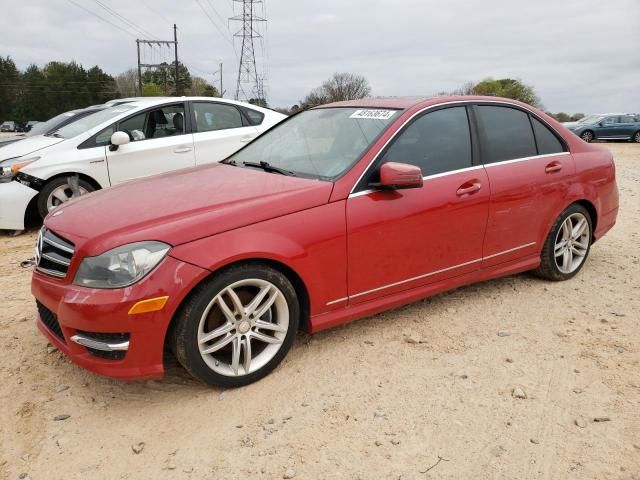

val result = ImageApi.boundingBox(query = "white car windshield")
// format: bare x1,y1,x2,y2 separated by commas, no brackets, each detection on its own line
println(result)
48,104,136,139
228,107,399,180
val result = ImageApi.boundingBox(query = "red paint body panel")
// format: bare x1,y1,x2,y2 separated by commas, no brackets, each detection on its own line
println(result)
30,95,619,381
169,201,348,316
32,256,209,379
346,168,490,303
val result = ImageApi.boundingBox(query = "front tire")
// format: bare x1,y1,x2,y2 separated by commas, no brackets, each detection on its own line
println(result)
534,204,592,281
581,130,594,143
37,176,94,219
170,263,299,387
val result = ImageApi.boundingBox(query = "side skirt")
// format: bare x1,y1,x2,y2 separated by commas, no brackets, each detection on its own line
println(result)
308,254,540,333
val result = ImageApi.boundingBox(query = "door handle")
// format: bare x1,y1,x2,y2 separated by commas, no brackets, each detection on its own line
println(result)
174,146,193,154
240,136,256,143
545,162,563,173
456,182,481,196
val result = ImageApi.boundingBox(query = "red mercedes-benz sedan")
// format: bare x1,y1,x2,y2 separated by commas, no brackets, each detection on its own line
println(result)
31,96,618,387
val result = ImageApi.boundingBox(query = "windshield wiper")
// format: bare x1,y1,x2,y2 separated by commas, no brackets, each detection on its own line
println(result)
243,161,296,176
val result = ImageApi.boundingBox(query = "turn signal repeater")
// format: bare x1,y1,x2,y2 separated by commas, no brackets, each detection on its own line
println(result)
128,296,169,315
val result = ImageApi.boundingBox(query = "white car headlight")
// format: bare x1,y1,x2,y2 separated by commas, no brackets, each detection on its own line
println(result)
0,156,40,181
73,241,170,289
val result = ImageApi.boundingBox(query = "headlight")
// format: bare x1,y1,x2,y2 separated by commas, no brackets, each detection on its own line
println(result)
0,156,40,182
73,241,170,289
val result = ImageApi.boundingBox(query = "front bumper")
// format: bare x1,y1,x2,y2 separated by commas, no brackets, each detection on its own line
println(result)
31,255,209,380
0,180,38,230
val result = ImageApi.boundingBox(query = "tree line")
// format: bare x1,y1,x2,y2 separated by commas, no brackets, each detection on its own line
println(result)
0,56,221,123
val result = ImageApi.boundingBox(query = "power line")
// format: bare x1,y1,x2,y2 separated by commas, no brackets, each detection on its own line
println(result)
67,0,137,38
92,0,159,40
195,0,235,48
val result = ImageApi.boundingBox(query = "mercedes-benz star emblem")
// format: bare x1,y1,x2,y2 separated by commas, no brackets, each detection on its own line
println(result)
34,229,43,267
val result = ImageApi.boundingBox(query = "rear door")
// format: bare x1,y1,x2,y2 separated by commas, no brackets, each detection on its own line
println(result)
617,115,637,139
474,104,574,267
595,116,620,139
190,101,260,165
105,102,195,184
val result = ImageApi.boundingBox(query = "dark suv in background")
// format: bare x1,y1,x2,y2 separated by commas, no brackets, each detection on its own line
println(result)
568,113,640,143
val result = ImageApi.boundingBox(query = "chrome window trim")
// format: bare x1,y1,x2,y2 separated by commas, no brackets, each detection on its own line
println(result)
483,151,569,168
325,241,536,305
349,99,568,195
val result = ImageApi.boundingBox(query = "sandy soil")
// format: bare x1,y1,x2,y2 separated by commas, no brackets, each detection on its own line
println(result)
0,143,638,480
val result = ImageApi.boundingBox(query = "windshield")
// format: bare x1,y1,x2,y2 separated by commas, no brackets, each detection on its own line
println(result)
229,107,399,180
48,104,136,139
27,111,78,136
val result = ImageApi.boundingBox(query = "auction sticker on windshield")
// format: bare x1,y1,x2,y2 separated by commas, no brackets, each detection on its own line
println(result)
349,109,397,120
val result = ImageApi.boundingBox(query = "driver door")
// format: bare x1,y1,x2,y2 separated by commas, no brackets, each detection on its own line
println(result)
346,106,489,304
106,102,195,184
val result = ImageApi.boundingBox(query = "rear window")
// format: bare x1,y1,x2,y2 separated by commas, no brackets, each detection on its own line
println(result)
476,106,537,164
242,107,265,126
531,117,565,155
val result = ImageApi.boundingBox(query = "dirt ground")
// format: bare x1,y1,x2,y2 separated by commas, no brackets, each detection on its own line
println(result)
0,143,638,480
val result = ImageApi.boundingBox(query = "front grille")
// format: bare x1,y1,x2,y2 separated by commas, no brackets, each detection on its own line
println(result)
36,301,66,343
35,227,75,279
76,331,130,361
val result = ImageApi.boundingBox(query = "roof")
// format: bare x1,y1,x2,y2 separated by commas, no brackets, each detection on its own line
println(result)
319,95,540,111
320,97,433,110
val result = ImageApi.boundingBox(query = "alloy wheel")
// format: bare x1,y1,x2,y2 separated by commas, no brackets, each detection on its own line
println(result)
554,213,590,274
581,131,593,142
197,278,289,377
634,132,640,143
46,179,89,212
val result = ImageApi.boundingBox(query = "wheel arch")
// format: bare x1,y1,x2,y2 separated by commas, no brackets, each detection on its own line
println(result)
163,257,312,352
573,199,597,235
42,171,104,191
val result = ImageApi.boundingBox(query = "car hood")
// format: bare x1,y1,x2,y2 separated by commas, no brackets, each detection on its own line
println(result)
0,135,64,162
0,135,25,147
44,163,334,255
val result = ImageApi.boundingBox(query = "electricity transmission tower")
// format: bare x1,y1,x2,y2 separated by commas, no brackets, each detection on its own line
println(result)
230,0,266,102
136,24,180,95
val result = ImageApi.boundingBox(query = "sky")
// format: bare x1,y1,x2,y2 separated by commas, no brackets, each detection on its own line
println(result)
2,0,639,113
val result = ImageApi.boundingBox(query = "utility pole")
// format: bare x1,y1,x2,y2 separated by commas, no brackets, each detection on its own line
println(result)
135,25,180,96
219,62,223,97
230,0,266,101
173,24,179,95
136,40,142,95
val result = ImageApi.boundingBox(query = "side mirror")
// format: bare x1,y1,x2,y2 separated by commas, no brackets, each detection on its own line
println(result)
377,162,423,190
109,131,130,151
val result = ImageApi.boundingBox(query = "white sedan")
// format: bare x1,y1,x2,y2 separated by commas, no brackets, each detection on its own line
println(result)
0,97,286,231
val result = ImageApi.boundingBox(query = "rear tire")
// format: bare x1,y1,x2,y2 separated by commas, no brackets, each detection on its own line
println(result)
170,263,299,387
581,130,594,143
534,204,592,281
37,176,94,219
632,131,640,143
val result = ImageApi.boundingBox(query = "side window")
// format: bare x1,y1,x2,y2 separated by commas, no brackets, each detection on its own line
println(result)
620,115,635,124
119,104,186,141
242,107,265,126
602,116,618,125
78,125,115,149
476,106,537,163
530,117,565,155
193,102,244,132
380,107,472,176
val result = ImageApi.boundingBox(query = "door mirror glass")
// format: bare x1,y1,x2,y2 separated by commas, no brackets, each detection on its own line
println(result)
110,131,130,150
378,162,423,190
